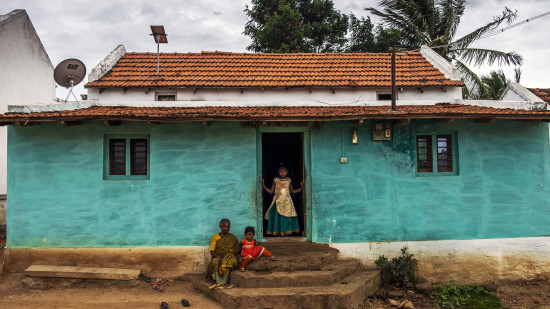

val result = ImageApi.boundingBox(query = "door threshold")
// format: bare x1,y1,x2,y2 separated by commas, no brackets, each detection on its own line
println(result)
262,236,310,243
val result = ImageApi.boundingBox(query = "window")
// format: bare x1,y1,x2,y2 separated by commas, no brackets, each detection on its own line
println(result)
415,133,457,175
104,135,149,180
155,92,176,101
377,93,393,100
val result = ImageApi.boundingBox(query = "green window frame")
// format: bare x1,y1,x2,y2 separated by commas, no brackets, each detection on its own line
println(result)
104,134,150,180
415,132,458,176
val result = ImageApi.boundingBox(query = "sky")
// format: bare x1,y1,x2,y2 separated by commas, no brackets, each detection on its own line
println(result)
3,0,550,99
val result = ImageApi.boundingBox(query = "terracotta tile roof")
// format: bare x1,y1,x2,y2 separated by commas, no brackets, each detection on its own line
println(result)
528,88,550,103
2,104,549,123
85,52,464,89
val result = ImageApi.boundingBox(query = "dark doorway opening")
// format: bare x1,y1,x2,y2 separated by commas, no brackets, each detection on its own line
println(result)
262,133,304,237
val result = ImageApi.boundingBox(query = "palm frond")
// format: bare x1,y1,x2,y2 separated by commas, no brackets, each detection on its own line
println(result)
367,0,435,46
480,70,509,100
437,0,466,42
452,7,517,51
454,60,488,99
514,67,522,83
367,7,430,47
457,47,523,67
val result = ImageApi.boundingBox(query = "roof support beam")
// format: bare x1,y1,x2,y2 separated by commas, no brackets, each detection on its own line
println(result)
148,121,160,126
475,118,496,124
437,118,455,124
518,119,541,124
15,120,39,127
61,120,82,127
0,122,14,126
398,118,411,125
350,119,364,126
202,121,210,127
104,120,121,127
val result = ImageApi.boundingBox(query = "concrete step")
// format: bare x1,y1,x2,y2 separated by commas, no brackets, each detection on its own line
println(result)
24,265,141,280
240,242,339,272
258,241,339,256
231,259,361,288
191,269,381,309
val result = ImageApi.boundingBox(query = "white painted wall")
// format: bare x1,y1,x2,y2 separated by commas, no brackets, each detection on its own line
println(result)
501,90,526,102
0,10,55,197
501,83,545,103
87,86,463,104
332,237,550,285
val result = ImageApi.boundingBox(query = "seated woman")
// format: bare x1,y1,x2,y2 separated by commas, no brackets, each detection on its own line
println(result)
207,218,239,289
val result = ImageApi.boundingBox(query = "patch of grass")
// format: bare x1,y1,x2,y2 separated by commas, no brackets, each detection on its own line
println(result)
431,280,501,309
375,247,418,288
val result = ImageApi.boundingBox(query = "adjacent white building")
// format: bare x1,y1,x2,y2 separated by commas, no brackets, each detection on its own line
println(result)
0,9,55,227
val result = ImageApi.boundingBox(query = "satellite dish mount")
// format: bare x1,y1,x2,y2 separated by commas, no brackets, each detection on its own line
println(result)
54,59,87,102
150,25,168,75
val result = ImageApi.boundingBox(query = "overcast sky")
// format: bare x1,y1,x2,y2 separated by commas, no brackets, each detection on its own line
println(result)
3,0,550,99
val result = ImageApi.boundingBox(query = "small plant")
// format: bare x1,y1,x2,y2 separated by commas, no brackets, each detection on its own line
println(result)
431,280,501,309
375,247,418,288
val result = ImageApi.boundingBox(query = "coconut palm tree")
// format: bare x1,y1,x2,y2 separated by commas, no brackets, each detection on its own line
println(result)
480,70,508,100
366,0,523,98
480,67,522,100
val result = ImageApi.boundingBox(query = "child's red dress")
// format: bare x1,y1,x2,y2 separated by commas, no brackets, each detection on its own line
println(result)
241,238,265,259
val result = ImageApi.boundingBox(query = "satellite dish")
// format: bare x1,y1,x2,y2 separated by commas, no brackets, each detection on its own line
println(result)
54,58,86,102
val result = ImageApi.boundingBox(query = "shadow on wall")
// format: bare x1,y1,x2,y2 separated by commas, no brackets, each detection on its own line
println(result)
0,195,5,232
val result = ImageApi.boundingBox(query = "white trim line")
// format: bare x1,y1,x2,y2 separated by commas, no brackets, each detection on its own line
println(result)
420,45,461,80
88,45,126,82
7,98,547,113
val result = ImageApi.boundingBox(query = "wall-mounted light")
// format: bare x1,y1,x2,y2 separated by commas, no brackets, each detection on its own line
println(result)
372,122,391,141
351,128,358,145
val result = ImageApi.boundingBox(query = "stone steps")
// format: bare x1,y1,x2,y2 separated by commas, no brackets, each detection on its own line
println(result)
190,241,381,309
231,259,361,288
191,269,380,309
242,251,340,272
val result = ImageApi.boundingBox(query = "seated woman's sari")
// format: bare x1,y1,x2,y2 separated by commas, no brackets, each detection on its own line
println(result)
207,232,239,280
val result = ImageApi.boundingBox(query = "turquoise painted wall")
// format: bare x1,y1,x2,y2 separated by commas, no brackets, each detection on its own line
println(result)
311,120,550,243
7,121,257,247
7,119,550,247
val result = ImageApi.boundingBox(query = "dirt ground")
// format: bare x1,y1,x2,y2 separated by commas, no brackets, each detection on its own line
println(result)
362,281,550,309
1,270,549,308
0,237,549,308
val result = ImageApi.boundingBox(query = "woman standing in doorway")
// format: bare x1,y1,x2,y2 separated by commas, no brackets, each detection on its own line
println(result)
261,165,303,236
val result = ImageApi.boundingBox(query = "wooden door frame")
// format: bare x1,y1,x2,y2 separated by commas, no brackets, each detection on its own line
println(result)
256,127,312,241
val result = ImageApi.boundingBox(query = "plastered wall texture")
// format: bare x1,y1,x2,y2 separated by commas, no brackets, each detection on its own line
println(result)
311,119,550,243
7,121,257,248
6,119,550,248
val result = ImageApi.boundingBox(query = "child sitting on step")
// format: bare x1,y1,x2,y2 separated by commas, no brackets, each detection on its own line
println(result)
239,226,275,271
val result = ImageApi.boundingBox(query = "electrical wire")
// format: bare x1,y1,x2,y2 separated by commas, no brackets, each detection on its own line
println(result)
476,10,550,41
410,10,550,52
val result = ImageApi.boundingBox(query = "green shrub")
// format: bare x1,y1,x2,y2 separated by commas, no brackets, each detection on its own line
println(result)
375,247,418,288
431,280,501,308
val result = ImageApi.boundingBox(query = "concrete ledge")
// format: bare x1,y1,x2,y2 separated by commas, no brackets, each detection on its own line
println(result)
331,237,550,285
25,264,141,280
4,247,210,278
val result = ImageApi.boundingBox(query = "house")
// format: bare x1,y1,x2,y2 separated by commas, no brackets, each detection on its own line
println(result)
501,82,550,104
0,9,55,230
1,45,549,284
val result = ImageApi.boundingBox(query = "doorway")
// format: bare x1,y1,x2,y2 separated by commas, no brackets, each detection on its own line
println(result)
261,132,304,237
